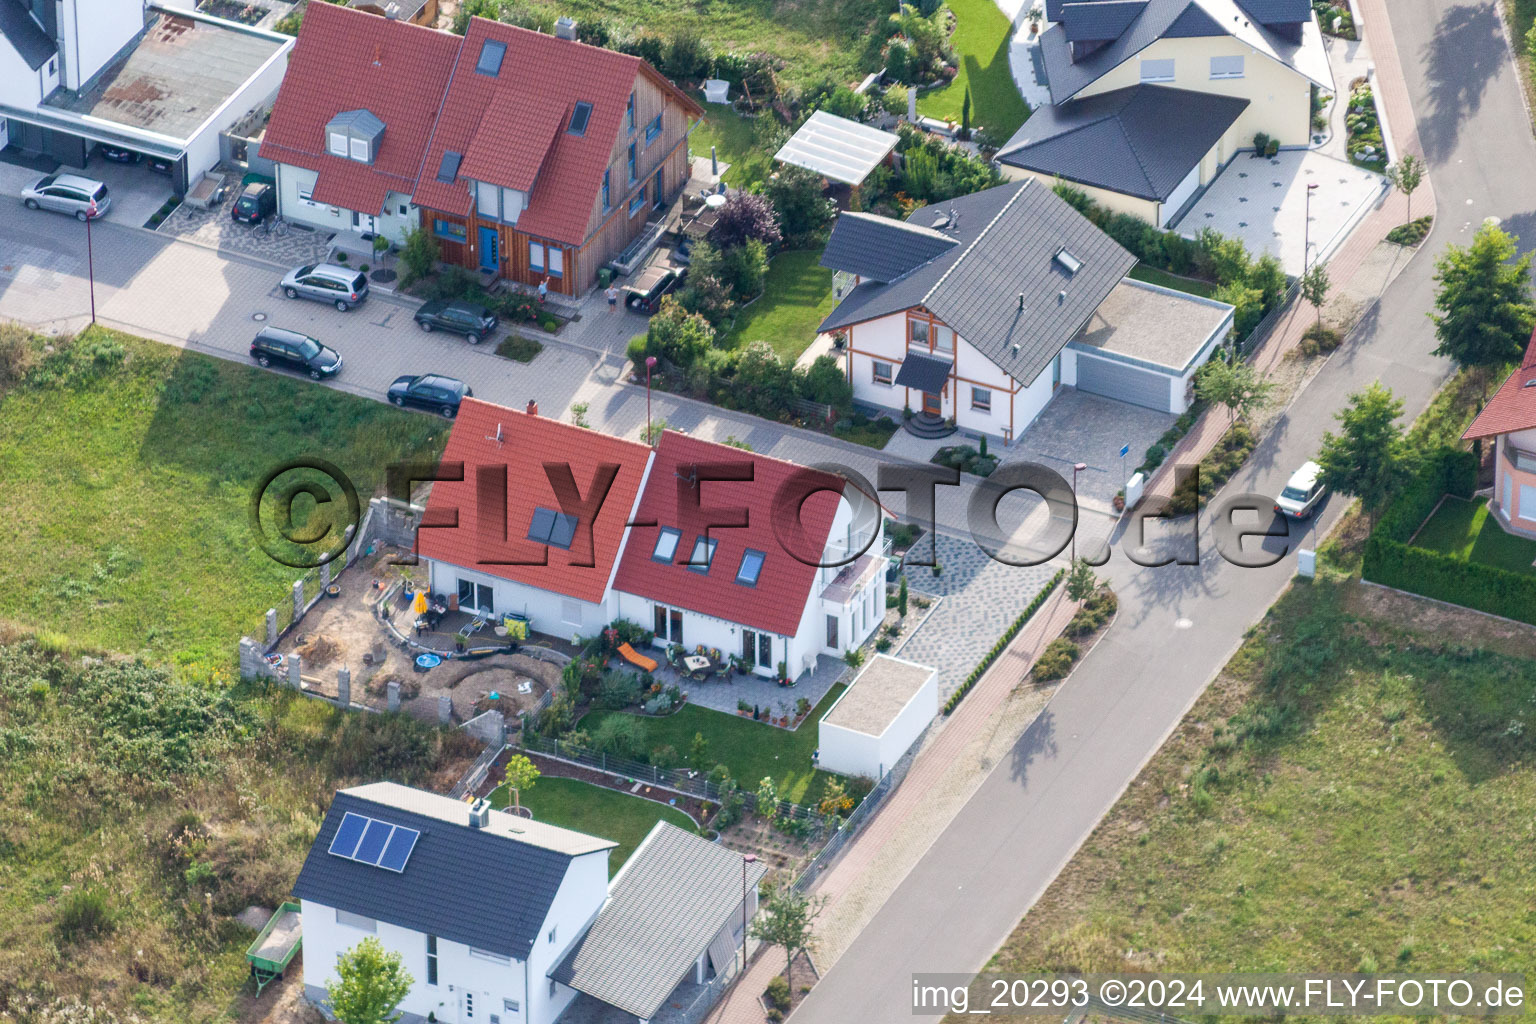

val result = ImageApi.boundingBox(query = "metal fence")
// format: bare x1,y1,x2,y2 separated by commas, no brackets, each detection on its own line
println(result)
676,937,762,1024
1236,279,1302,359
449,742,507,799
791,732,920,894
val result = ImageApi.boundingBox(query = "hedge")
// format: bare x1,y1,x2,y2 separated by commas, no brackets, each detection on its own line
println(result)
1359,446,1536,623
943,569,1063,715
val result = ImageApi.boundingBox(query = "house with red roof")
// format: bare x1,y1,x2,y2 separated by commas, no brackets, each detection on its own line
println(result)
1462,328,1536,535
413,398,655,637
612,432,887,682
260,5,702,295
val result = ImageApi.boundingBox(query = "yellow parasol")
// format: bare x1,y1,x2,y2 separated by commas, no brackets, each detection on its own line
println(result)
412,590,428,615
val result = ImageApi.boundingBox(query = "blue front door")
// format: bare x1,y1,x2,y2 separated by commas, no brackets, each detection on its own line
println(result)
477,226,499,273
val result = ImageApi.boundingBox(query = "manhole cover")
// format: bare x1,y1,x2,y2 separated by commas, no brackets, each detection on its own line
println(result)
252,311,267,321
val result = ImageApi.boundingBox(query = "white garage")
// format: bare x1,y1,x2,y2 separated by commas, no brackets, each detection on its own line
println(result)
1066,279,1235,414
817,655,938,781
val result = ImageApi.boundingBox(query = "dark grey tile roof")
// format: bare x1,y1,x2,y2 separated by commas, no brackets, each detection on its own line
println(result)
894,351,954,392
1233,0,1311,23
1062,0,1148,41
550,823,769,1020
0,0,54,70
1040,0,1330,103
819,180,1135,386
819,211,958,283
292,784,615,960
996,85,1249,201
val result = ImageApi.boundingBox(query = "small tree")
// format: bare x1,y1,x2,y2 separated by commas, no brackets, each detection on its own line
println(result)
960,88,972,140
1315,382,1415,524
1385,154,1423,226
1065,557,1098,603
711,191,782,250
897,575,909,617
327,938,412,1024
816,776,853,818
1300,261,1331,328
750,884,827,995
503,754,539,814
689,731,711,774
1194,358,1275,424
398,225,438,286
755,776,779,816
1429,222,1536,401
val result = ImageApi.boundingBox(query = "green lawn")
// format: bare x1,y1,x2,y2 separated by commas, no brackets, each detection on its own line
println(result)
1127,262,1218,298
722,250,839,362
916,0,1031,140
489,776,696,876
579,684,848,804
1412,496,1536,574
986,580,1536,996
0,327,444,666
690,107,780,189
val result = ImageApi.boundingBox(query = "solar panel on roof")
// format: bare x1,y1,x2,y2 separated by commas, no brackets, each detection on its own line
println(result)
356,818,394,863
528,507,578,550
377,826,421,872
329,812,369,858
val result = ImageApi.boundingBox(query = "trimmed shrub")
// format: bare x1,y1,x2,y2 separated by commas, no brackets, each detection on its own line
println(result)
1031,637,1081,682
765,974,792,1012
945,570,1064,713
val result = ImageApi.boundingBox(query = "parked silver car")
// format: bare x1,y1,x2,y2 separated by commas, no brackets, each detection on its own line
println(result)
280,263,370,312
21,173,111,221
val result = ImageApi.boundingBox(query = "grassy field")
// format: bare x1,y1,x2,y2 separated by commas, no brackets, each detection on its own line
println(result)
722,250,838,362
1412,496,1536,574
1128,263,1218,298
0,635,477,1024
526,0,889,90
579,684,848,804
916,0,1031,140
983,580,1536,1003
0,327,444,666
489,776,696,875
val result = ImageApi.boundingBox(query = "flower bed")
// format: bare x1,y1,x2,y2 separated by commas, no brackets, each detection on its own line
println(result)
197,0,266,24
1346,81,1387,170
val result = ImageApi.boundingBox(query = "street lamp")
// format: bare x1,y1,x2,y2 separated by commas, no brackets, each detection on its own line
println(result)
85,195,98,325
645,355,658,444
1303,182,1320,272
741,853,758,973
1071,462,1087,563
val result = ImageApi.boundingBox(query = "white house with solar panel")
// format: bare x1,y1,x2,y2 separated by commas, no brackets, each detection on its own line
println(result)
292,783,768,1024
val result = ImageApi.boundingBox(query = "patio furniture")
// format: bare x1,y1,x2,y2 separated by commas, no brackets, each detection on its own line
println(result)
456,616,487,643
245,901,302,996
703,78,730,104
683,654,710,673
617,642,659,672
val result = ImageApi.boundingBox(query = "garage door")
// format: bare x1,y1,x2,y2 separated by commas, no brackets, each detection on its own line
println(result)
1075,353,1172,411
1160,163,1201,227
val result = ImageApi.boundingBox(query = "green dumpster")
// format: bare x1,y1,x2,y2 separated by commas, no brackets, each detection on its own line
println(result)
598,267,613,288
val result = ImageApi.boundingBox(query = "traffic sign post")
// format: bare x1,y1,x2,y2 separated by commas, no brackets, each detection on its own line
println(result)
1119,443,1130,489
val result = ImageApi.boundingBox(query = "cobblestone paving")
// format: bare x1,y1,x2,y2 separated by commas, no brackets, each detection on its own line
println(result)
158,187,333,267
894,531,1056,698
1007,387,1175,511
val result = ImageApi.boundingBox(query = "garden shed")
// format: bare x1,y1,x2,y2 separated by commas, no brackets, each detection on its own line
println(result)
773,110,900,186
818,654,937,779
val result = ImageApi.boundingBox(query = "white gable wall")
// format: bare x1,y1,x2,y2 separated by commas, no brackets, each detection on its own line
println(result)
422,559,613,638
528,849,610,1024
59,0,144,92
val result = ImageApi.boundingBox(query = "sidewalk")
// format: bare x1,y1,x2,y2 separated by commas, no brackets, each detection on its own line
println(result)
704,585,1084,1024
1142,0,1434,502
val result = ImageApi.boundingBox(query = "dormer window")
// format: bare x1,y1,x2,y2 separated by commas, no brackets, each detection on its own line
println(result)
325,109,385,165
568,101,593,136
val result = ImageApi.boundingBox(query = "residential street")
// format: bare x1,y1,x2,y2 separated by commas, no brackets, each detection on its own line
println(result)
789,0,1536,1020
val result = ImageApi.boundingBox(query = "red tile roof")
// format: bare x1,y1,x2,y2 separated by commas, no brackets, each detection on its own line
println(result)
1463,328,1536,440
415,399,653,604
258,3,459,214
612,432,847,637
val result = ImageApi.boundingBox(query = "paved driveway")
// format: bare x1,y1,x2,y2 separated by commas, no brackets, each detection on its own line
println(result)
1174,150,1387,273
1006,387,1174,512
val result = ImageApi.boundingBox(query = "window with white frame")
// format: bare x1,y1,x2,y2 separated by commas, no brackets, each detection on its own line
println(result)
971,386,992,412
328,132,348,156
547,247,564,278
872,360,893,385
335,909,376,932
426,935,439,985
1209,55,1244,78
468,947,512,964
349,137,369,161
476,180,499,219
529,239,544,273
1139,58,1175,82
561,599,583,626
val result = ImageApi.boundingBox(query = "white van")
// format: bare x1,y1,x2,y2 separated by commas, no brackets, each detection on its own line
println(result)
1275,461,1326,518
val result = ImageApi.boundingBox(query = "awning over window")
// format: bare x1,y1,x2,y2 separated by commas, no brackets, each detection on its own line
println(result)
894,351,954,393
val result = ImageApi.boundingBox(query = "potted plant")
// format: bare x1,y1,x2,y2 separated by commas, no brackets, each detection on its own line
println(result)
1027,6,1042,35
1113,490,1126,512
776,660,788,685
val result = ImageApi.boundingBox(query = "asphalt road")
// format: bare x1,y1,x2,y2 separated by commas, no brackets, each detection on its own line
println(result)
792,1,1536,1020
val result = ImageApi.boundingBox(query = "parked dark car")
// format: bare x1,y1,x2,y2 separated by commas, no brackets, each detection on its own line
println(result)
414,300,498,344
97,144,141,164
249,327,342,380
622,263,684,314
387,374,472,418
232,182,277,224
147,156,173,175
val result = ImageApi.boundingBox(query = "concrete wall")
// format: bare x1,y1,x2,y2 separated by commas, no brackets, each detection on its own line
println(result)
819,661,937,779
178,29,290,184
1076,35,1315,146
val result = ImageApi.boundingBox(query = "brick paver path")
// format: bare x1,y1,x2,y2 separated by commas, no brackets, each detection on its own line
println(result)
1143,0,1435,501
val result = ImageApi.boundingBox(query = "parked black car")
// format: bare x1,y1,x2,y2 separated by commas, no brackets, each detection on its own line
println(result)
622,263,685,314
413,300,499,344
97,144,141,164
249,327,342,380
147,156,174,175
232,182,277,224
387,374,472,418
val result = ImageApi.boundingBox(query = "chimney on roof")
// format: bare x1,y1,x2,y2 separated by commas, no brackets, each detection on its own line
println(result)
555,15,578,40
384,2,399,17
1017,292,1025,312
526,399,539,416
1058,290,1067,304
467,798,491,828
